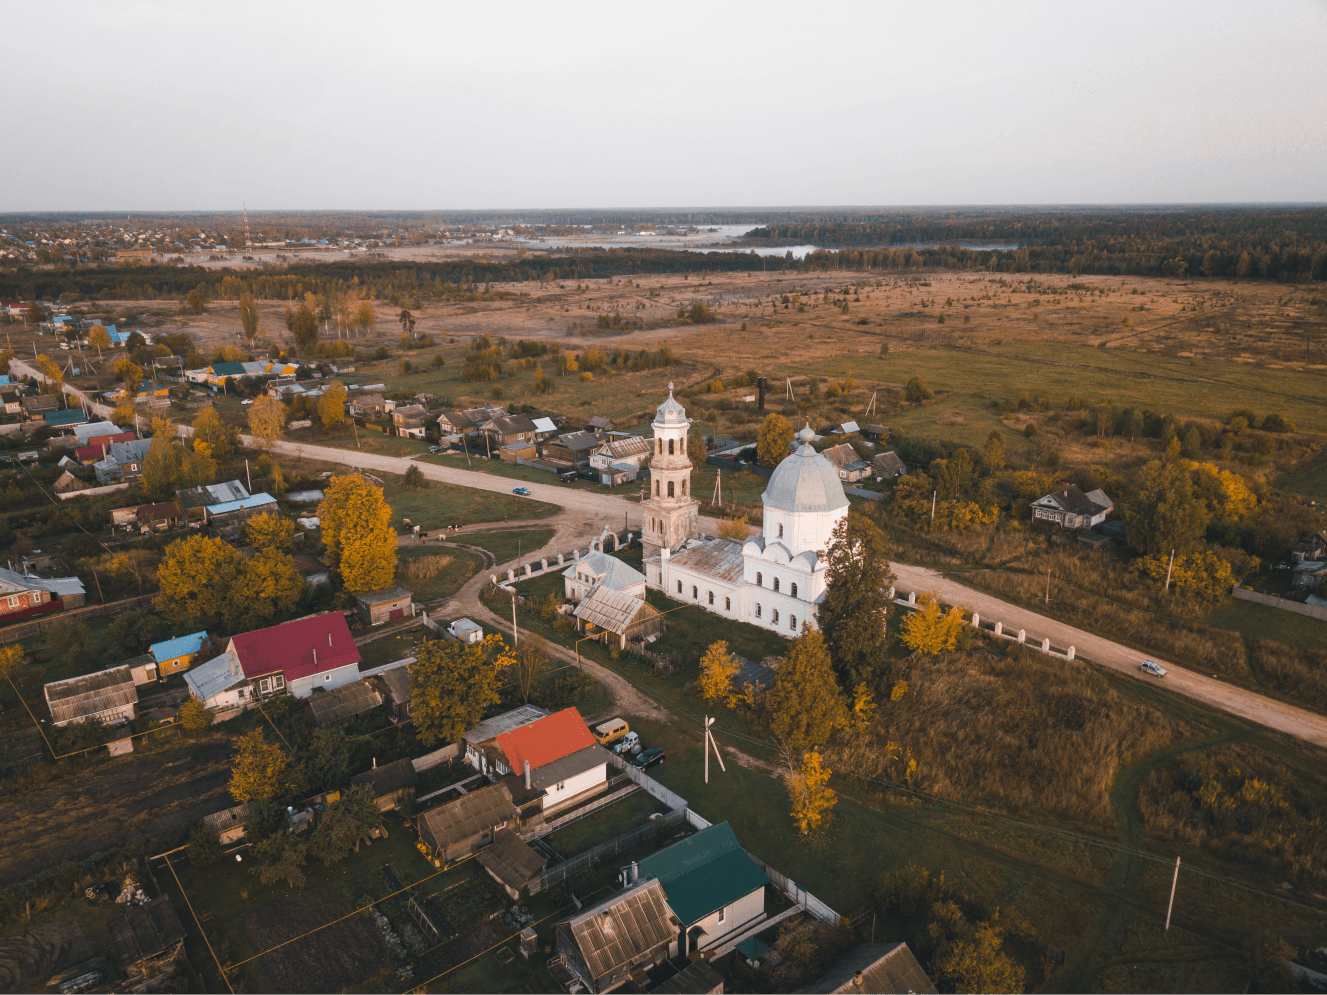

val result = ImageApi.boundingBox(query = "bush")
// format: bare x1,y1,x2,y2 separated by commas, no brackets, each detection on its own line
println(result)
1261,413,1295,432
904,375,931,402
402,465,426,490
1024,423,1039,438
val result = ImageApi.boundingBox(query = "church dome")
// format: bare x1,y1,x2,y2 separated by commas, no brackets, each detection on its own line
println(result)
654,382,687,426
762,425,849,514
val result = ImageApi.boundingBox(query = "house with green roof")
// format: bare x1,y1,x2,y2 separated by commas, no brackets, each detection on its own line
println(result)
636,821,769,958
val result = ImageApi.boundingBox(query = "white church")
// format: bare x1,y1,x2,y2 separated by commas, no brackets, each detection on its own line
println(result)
641,384,849,636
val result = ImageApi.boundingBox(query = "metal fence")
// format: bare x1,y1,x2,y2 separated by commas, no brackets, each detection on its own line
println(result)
744,850,842,925
529,808,689,895
612,757,691,812
522,779,639,842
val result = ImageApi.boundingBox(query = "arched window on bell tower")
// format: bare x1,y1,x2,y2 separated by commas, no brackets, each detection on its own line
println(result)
667,480,674,498
668,439,674,455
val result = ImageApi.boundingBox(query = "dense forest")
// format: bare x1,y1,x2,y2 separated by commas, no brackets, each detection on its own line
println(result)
0,248,795,303
746,208,1327,281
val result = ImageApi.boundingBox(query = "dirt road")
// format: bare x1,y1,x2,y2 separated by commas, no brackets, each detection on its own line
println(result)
257,436,1327,748
890,562,1327,748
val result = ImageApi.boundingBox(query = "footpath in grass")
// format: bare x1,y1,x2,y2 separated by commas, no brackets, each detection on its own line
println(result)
454,528,556,565
394,546,486,603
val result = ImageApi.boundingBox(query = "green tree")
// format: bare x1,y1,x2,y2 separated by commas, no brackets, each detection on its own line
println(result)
290,302,319,352
1122,460,1211,556
816,513,896,688
688,421,708,467
757,412,795,467
250,836,307,890
398,309,416,335
303,728,350,794
318,474,397,593
238,292,260,344
184,287,206,315
904,375,931,402
981,430,1006,472
310,786,382,865
410,634,511,747
354,301,375,334
765,626,847,753
228,728,292,803
402,465,426,490
187,824,222,867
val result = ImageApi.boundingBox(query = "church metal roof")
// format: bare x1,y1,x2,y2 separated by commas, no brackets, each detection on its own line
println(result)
763,429,849,515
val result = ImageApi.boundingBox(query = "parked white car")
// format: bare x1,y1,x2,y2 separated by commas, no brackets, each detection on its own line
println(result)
1139,660,1167,677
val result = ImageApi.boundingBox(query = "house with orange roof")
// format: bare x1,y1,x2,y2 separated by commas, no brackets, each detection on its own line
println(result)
496,707,614,815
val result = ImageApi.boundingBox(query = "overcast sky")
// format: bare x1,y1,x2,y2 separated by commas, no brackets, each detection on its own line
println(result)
7,0,1325,211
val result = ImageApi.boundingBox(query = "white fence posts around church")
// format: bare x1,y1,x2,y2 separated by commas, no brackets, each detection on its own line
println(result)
892,590,1082,664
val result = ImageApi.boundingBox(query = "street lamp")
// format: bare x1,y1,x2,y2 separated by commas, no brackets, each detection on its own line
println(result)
703,715,726,784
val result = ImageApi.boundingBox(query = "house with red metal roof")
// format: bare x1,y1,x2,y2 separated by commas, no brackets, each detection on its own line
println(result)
495,707,613,815
184,612,362,711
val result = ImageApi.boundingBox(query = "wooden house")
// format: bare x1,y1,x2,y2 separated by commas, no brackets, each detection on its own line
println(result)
354,586,413,625
477,833,547,899
348,757,418,810
556,880,680,994
417,782,519,862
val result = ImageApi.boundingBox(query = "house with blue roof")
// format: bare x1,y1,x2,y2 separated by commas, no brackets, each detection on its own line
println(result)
150,631,209,677
635,821,770,958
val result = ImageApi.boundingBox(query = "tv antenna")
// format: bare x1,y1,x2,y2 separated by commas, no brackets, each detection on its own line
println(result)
785,377,794,401
864,391,877,417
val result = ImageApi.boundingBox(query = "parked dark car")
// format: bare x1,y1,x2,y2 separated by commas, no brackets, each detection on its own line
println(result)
630,747,665,770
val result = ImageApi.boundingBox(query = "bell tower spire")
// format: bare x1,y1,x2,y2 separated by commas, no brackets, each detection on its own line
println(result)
641,383,698,552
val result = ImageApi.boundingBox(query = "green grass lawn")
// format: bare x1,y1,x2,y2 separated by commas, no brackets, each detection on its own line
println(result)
356,629,423,670
418,450,608,491
455,528,556,564
644,588,790,666
394,546,486,603
543,791,671,858
1205,597,1327,652
1275,447,1327,501
299,424,431,458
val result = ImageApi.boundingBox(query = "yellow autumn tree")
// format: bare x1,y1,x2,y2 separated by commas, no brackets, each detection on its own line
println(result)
35,354,63,393
410,634,513,746
228,728,292,803
318,474,396,593
111,402,137,429
788,749,837,834
899,596,969,654
244,512,295,553
698,640,742,709
757,412,795,467
177,695,211,732
319,380,348,428
192,405,237,459
155,535,242,630
717,516,750,540
247,395,286,449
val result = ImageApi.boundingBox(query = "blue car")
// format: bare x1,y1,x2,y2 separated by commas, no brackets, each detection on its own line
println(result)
512,486,531,496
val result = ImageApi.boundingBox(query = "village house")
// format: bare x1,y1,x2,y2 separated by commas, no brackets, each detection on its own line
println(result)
1029,486,1114,530
350,392,393,419
496,707,614,815
0,388,24,415
637,821,770,959
555,879,680,994
21,394,59,419
795,943,937,994
348,756,418,810
821,442,872,483
462,705,551,777
370,665,412,722
354,586,414,625
45,665,138,727
0,565,85,617
136,501,182,532
871,451,906,480
200,802,251,845
531,415,560,442
149,631,208,677
653,961,725,994
1292,530,1327,563
183,612,362,711
416,781,520,862
175,480,250,524
392,404,431,439
93,438,153,484
203,493,278,538
563,550,649,602
586,414,615,435
45,408,90,435
589,435,652,486
77,431,136,464
434,409,475,437
481,413,538,450
544,430,601,466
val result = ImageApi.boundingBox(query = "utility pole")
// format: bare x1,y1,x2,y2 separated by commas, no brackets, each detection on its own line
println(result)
1164,549,1175,592
703,715,725,784
1046,567,1051,607
511,593,518,647
931,490,936,523
245,459,251,492
1165,856,1181,930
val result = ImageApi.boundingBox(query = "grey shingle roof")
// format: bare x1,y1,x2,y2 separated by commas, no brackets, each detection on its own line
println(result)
476,833,546,889
793,942,937,994
307,678,383,725
418,782,516,852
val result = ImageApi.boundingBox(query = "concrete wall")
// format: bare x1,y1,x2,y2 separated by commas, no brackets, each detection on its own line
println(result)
1232,586,1327,621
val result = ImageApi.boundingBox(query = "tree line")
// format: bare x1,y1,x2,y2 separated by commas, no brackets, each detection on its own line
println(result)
747,207,1327,281
0,247,795,303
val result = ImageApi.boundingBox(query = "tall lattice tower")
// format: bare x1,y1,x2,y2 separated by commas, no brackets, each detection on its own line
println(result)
242,204,252,253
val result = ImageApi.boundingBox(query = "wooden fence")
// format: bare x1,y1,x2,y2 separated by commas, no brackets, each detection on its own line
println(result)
0,594,156,644
1232,585,1327,621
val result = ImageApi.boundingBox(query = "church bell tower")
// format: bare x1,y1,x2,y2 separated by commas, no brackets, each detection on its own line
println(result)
641,382,698,552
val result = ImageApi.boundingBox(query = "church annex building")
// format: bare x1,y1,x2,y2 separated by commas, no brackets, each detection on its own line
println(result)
641,384,849,636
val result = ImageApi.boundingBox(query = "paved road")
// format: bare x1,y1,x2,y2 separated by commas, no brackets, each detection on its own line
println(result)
261,437,1327,748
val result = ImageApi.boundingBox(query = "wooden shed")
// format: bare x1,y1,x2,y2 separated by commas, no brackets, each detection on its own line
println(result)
417,782,518,862
477,833,548,899
572,586,664,649
44,666,138,727
556,879,680,994
354,586,414,625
